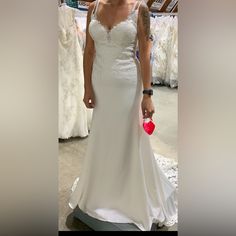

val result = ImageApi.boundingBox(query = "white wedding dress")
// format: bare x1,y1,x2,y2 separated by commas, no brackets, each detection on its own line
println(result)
69,0,177,231
150,16,178,88
165,16,178,88
58,4,91,139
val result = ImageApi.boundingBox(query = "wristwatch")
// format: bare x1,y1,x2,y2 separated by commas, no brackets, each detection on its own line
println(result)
143,89,153,96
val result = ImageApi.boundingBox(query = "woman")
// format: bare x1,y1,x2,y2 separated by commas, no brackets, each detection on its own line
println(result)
69,0,177,231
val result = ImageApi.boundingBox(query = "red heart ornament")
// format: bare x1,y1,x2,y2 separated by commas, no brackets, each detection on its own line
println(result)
143,118,156,135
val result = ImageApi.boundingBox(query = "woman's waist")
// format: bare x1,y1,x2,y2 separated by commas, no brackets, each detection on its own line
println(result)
92,59,140,83
93,56,138,69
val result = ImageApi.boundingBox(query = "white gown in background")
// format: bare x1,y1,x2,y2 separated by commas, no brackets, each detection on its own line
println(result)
165,16,178,88
75,9,88,51
69,0,178,231
151,16,169,84
151,16,178,88
58,4,90,139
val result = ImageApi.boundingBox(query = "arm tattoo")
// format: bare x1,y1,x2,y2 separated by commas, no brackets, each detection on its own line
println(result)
140,5,151,41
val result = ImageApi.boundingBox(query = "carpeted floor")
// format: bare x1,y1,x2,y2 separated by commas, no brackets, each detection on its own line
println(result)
59,86,178,231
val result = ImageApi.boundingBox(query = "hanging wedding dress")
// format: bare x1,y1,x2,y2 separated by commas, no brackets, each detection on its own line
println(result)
69,0,177,231
151,16,171,84
75,7,88,51
58,3,90,139
151,16,178,88
165,16,178,88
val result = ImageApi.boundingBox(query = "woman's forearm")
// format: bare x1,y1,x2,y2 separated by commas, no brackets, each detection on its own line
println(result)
83,2,95,91
83,46,94,90
139,48,152,90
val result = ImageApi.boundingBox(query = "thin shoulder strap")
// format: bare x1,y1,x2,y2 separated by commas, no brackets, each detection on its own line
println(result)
132,0,145,25
93,0,100,18
131,0,138,12
137,0,143,10
132,0,143,12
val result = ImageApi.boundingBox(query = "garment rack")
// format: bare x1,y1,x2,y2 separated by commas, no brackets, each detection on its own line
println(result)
151,12,178,16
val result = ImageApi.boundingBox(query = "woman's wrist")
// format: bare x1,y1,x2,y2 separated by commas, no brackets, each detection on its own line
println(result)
142,88,153,97
143,94,152,99
84,82,92,90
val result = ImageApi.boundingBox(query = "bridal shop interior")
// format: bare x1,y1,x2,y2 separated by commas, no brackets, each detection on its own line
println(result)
59,0,178,231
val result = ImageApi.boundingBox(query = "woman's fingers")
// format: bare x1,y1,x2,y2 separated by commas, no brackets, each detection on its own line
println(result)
149,109,155,118
150,110,155,119
89,97,95,108
143,110,149,118
143,108,155,119
89,100,95,108
143,109,150,118
83,97,95,109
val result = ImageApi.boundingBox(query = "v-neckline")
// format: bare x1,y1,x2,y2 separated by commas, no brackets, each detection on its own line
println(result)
93,0,138,33
94,13,134,33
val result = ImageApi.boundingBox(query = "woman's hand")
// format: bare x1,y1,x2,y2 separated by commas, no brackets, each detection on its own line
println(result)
83,87,95,109
141,95,155,118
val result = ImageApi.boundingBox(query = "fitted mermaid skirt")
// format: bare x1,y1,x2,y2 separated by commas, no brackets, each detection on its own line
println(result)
69,55,177,231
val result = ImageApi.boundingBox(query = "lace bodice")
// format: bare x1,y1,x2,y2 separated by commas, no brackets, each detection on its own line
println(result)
89,0,142,63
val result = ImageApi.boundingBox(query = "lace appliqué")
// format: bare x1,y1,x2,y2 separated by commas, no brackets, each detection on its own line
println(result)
154,154,178,189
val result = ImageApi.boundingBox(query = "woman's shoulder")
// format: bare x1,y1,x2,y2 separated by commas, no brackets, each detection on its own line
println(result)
137,0,148,11
88,1,96,10
136,0,149,17
87,1,97,16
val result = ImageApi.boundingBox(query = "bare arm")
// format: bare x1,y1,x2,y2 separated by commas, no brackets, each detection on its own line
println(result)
137,2,155,118
137,2,152,90
83,3,96,108
84,3,95,90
